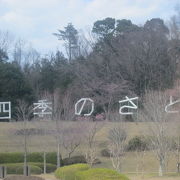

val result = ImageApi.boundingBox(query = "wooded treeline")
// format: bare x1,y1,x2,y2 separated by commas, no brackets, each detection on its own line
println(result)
0,13,180,119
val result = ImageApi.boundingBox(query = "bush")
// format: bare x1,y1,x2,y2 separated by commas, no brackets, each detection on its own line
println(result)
62,156,86,165
46,152,61,165
93,158,101,165
27,153,43,163
29,152,62,165
101,149,111,157
0,152,62,165
3,163,42,174
75,168,130,180
55,163,90,180
28,163,56,173
0,153,23,164
62,155,100,166
126,136,148,151
1,162,56,174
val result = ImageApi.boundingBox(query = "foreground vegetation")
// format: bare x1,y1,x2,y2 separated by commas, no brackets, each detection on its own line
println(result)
55,163,130,180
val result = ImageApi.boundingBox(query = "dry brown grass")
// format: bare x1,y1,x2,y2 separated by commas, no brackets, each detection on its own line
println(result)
127,175,180,180
0,121,179,175
0,121,178,152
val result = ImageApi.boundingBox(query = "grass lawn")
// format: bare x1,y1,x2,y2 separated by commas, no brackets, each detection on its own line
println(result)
0,121,179,175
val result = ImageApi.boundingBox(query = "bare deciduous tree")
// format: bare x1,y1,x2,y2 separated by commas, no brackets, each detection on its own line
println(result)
139,91,172,176
134,137,147,176
169,6,180,40
108,114,127,172
62,122,82,158
52,89,75,167
0,30,13,53
83,121,103,167
174,125,180,172
15,100,33,176
31,120,53,174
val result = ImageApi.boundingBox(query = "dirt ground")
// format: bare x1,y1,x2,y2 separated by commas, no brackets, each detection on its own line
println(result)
37,174,58,180
127,175,180,180
130,177,180,180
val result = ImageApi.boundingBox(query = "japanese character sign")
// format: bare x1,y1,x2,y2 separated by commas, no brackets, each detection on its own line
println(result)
119,96,138,115
0,102,11,119
33,99,52,117
75,98,94,116
165,96,180,113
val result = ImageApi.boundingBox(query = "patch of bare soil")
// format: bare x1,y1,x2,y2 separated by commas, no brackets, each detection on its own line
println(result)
3,175,45,180
128,175,180,180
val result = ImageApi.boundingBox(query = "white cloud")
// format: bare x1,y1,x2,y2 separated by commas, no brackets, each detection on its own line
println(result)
1,11,34,29
0,0,178,54
1,0,59,9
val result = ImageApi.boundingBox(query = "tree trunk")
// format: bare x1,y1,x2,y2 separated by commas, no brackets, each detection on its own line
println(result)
23,151,27,176
23,118,28,176
177,136,180,173
43,151,46,174
159,159,165,176
57,143,61,168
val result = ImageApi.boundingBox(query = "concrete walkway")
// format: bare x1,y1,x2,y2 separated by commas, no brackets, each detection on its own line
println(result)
0,175,57,180
37,174,58,180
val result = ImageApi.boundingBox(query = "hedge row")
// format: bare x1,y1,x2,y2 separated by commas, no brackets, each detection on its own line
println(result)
29,162,56,173
0,153,87,166
0,152,60,165
2,162,56,174
3,163,42,175
55,164,129,180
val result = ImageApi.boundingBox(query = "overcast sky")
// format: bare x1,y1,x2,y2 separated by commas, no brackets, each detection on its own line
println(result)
0,0,179,55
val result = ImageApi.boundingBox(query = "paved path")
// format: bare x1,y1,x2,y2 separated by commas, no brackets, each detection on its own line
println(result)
37,174,58,180
0,175,57,180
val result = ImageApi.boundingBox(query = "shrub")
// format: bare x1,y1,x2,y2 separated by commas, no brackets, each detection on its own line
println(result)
29,152,61,165
93,158,101,165
101,149,111,157
0,153,23,164
46,152,61,165
28,163,56,173
75,168,130,180
0,152,62,165
28,152,62,165
1,162,56,174
62,156,86,165
126,136,148,151
55,163,90,180
27,153,43,163
3,163,42,174
62,156,101,166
